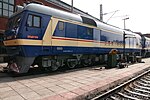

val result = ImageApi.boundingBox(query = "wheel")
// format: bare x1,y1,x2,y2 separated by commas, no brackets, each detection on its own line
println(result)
82,59,92,66
51,60,61,71
67,59,78,69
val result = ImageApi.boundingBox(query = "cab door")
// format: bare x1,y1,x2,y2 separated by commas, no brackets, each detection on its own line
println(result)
26,14,42,40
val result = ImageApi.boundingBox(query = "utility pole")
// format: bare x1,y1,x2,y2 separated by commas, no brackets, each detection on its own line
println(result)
123,17,129,29
71,0,73,13
100,4,103,21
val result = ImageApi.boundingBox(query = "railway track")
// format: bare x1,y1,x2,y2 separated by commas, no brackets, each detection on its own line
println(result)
92,70,150,100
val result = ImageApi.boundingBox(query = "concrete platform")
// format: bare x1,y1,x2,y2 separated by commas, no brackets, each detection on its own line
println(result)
0,58,150,100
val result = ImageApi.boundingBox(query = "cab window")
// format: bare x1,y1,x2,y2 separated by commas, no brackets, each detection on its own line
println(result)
27,14,41,28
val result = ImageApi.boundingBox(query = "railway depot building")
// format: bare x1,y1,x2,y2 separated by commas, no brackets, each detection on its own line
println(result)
0,0,92,54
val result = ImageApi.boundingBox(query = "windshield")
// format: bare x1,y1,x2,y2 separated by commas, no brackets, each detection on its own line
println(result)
7,15,21,30
4,13,22,39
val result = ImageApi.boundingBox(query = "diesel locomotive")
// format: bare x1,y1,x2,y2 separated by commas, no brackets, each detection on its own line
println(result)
4,3,143,73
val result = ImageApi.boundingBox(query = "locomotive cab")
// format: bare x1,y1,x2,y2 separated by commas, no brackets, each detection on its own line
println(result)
4,12,36,73
3,6,50,73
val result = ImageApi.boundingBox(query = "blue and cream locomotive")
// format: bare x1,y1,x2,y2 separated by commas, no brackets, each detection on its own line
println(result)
4,3,142,73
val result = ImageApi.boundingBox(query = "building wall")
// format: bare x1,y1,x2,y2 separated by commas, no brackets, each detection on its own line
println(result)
16,0,69,11
0,17,8,31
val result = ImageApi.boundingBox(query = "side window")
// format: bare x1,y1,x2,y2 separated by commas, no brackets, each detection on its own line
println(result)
77,26,93,40
27,14,41,28
87,28,93,35
93,29,100,41
86,27,93,40
58,21,64,30
66,23,77,38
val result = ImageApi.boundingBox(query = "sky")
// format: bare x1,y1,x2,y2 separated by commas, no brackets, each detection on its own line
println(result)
61,0,150,34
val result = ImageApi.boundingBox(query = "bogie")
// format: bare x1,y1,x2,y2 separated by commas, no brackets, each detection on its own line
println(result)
66,59,78,69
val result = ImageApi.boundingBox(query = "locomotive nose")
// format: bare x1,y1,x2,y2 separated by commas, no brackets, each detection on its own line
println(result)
7,57,35,74
8,62,19,73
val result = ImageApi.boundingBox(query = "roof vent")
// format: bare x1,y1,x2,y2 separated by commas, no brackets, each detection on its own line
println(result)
81,16,97,27
15,5,24,12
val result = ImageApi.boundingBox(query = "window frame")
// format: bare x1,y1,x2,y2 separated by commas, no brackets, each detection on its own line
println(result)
27,14,41,28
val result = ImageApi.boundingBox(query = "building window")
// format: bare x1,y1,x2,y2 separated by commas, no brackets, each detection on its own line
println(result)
9,0,14,4
3,0,8,3
27,15,41,28
0,0,14,17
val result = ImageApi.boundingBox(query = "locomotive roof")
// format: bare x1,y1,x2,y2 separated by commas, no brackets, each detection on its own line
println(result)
145,37,150,41
24,4,125,33
96,20,123,34
24,3,82,23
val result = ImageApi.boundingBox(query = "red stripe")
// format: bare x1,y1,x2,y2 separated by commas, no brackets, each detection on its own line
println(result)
52,37,94,42
52,37,123,45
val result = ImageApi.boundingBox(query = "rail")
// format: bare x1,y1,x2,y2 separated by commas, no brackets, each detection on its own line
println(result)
92,69,150,100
